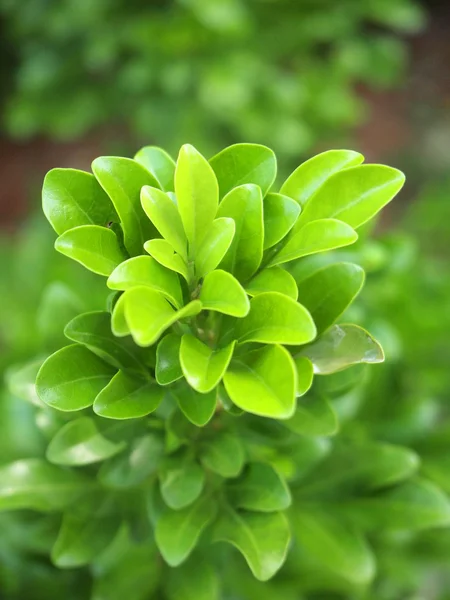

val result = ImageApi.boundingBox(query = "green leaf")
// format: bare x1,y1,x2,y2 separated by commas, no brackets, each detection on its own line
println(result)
46,417,126,465
200,431,245,478
165,558,219,600
42,168,117,235
36,345,116,411
263,193,301,249
297,164,405,229
295,262,365,334
141,185,187,258
270,219,358,266
180,335,235,393
171,381,217,427
123,287,202,346
0,459,89,511
195,217,235,278
107,256,183,308
94,371,163,419
99,434,164,489
144,239,189,281
293,356,314,397
92,156,159,256
64,311,147,373
55,225,127,276
160,460,205,510
216,184,264,281
291,508,375,585
111,293,130,337
347,478,450,532
213,507,290,581
156,334,183,385
175,144,219,256
210,143,277,198
284,397,338,437
52,505,120,568
199,270,250,317
245,267,298,300
134,146,176,192
223,345,296,419
280,149,364,208
236,292,316,345
5,358,44,406
300,324,384,374
155,496,216,566
227,463,291,512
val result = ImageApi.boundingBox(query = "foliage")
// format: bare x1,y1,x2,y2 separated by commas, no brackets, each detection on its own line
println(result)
5,141,449,600
0,0,425,156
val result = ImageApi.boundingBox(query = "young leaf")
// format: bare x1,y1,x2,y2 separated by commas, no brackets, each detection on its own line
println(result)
293,356,314,396
111,293,130,337
213,507,290,581
42,168,117,235
236,292,316,345
156,334,183,385
295,263,365,334
284,397,338,437
171,382,217,427
216,184,264,282
245,267,298,300
300,324,384,374
144,239,189,281
165,559,219,600
46,417,126,465
92,157,159,256
291,508,375,585
175,144,219,256
263,192,301,249
200,432,245,478
140,186,187,258
99,435,164,489
195,217,235,279
223,345,296,419
64,311,147,373
123,287,202,347
55,225,127,276
107,256,183,308
155,496,216,566
93,371,164,419
227,463,291,512
180,335,235,393
36,345,116,411
134,146,176,192
280,149,364,208
0,459,89,511
159,461,205,510
210,143,277,198
199,270,250,317
297,164,405,229
270,219,358,266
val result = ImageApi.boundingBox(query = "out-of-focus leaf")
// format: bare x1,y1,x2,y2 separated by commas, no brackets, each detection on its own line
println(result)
171,381,217,427
227,463,291,512
159,460,205,510
200,431,245,478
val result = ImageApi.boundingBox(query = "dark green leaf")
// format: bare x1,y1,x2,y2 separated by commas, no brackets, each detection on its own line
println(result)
171,381,217,427
227,463,291,512
200,432,245,478
165,558,219,600
160,460,205,510
156,334,183,385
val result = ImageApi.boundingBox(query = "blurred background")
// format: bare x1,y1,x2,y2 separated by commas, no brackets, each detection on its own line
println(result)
0,0,450,598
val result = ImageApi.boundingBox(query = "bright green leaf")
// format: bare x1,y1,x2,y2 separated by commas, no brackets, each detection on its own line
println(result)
93,371,163,419
144,239,189,281
245,267,298,300
227,463,291,512
223,345,296,419
180,335,235,393
213,507,290,581
111,293,130,337
134,146,176,192
195,217,235,278
55,225,127,276
293,356,314,396
200,431,245,478
263,193,301,249
175,144,219,256
36,345,115,411
42,168,117,235
92,157,159,256
160,461,205,510
165,558,219,600
171,381,217,427
236,292,316,345
210,143,277,198
199,270,249,317
107,256,183,308
217,184,264,281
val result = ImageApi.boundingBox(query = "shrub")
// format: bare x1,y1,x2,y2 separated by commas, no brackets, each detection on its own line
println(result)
0,0,425,155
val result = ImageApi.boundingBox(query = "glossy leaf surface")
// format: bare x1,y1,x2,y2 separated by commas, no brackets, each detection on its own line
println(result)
180,335,235,393
144,239,189,281
156,334,183,385
228,463,291,512
263,192,301,249
199,270,249,317
134,146,176,192
245,267,298,300
141,185,187,257
195,217,235,279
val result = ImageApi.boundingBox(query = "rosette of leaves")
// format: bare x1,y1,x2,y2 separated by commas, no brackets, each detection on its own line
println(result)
0,143,410,596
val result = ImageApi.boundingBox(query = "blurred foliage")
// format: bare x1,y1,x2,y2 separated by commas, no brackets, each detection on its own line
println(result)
0,0,425,156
